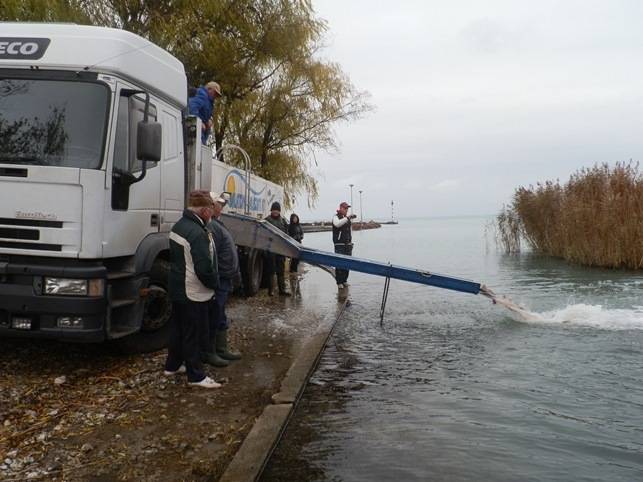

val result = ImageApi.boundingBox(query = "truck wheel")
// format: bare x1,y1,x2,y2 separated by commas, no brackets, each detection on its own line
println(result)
115,259,172,354
242,248,263,297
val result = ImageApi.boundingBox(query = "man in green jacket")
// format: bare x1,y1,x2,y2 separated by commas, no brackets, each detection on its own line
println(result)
164,190,221,388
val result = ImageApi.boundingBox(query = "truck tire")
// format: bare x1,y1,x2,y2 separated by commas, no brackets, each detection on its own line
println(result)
115,259,172,354
241,248,263,297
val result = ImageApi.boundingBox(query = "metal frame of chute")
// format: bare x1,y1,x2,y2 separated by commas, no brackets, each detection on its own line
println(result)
379,264,392,325
214,144,252,215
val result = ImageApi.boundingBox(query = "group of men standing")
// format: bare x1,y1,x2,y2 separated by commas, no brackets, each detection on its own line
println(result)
168,81,357,388
263,199,357,292
163,190,241,389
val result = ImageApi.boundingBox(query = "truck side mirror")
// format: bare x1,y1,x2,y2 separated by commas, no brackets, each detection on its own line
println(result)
137,121,162,163
126,94,161,185
111,90,161,210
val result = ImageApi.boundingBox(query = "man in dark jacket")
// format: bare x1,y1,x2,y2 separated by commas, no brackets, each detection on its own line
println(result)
288,213,304,274
164,190,221,388
188,81,221,144
264,201,290,296
203,193,242,366
332,201,357,289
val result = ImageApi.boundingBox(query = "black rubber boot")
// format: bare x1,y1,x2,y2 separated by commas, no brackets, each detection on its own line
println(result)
201,334,229,367
215,329,242,361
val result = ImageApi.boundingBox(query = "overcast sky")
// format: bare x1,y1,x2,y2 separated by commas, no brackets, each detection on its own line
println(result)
292,0,643,221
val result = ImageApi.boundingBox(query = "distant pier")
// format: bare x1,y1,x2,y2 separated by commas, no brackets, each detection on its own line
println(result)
302,220,389,233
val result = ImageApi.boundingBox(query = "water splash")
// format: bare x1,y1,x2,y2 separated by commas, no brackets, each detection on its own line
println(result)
534,304,643,330
480,284,643,330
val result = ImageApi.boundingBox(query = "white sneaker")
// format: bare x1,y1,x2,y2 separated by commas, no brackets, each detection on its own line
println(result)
163,364,186,376
337,283,345,289
188,376,222,389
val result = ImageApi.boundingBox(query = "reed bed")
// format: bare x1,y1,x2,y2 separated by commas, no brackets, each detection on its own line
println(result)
497,162,643,269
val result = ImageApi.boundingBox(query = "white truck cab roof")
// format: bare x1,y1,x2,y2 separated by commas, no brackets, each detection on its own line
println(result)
0,22,187,108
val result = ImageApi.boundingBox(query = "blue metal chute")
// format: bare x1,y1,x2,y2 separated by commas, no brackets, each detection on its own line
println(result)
298,248,480,295
221,212,482,296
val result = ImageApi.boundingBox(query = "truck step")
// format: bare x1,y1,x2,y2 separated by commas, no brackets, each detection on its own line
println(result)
108,325,139,339
110,298,138,309
107,271,135,281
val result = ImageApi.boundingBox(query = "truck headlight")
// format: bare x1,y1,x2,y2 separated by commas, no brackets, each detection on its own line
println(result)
44,278,104,296
44,277,105,296
45,278,88,296
45,278,88,295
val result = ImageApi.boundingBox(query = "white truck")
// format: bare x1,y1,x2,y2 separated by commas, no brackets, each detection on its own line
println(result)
0,23,283,351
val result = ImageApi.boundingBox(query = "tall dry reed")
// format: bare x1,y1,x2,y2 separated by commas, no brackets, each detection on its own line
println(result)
497,162,643,269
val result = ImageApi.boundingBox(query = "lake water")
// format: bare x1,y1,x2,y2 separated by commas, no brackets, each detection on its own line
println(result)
262,216,643,482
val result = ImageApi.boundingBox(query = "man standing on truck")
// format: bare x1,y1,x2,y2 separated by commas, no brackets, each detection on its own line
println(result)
203,192,242,366
188,81,222,144
332,201,357,289
164,190,221,389
264,201,290,296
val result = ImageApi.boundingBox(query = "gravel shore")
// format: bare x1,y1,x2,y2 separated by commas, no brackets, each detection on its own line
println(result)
0,267,339,481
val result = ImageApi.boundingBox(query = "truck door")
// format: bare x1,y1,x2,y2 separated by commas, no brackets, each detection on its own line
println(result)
104,87,162,256
159,108,183,232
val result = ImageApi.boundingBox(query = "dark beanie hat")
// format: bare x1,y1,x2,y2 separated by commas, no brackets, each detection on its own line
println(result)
270,201,281,212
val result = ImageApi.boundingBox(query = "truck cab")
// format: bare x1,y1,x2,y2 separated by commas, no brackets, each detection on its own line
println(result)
0,23,193,350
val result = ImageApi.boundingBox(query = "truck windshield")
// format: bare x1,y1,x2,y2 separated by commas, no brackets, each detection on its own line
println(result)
0,78,109,169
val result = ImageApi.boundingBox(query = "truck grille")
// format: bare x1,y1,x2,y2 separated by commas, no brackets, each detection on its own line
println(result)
0,218,68,253
0,227,39,241
0,217,63,228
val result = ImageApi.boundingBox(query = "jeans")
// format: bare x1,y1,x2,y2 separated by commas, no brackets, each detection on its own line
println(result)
211,277,232,332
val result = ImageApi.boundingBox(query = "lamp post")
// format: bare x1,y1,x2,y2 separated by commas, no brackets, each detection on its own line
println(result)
349,183,354,213
359,190,363,224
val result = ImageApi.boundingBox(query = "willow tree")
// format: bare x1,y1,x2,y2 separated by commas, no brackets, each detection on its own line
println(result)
0,0,88,21
0,0,372,206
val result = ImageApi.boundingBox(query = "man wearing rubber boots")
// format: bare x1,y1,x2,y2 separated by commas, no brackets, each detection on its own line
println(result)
332,201,357,289
202,192,242,367
264,201,291,296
